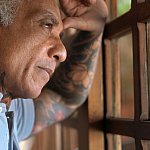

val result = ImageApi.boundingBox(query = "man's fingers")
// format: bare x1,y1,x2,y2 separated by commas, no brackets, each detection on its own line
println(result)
59,0,69,5
82,0,96,6
63,17,100,32
59,0,96,7
63,17,87,31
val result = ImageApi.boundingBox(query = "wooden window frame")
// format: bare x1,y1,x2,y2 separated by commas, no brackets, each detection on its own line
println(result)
103,0,150,149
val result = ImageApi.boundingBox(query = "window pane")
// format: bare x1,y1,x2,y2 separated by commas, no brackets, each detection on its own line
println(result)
147,22,150,119
122,136,135,150
105,0,131,21
62,126,78,150
105,38,121,118
105,33,134,119
119,33,134,119
107,134,122,150
117,0,131,17
141,140,150,150
107,134,135,150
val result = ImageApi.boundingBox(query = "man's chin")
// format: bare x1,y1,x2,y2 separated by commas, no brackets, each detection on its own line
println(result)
11,87,42,99
6,78,46,99
25,87,43,99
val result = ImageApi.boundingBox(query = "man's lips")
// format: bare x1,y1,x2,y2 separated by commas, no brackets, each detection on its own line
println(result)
38,66,54,78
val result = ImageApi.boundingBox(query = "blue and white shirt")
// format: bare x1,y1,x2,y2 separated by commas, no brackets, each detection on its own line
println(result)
0,95,35,150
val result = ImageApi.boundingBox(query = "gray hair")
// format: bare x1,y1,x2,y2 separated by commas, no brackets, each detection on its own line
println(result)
0,0,22,26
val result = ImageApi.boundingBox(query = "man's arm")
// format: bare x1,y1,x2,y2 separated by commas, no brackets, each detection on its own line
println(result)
32,0,108,135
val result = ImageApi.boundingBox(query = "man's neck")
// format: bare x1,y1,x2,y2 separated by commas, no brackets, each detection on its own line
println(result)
0,87,3,95
0,86,3,94
0,72,12,109
0,72,5,94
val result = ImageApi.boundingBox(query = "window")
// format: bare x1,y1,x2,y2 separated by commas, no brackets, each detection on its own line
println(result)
103,0,150,149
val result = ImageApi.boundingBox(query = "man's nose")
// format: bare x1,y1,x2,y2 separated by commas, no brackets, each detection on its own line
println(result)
48,37,67,63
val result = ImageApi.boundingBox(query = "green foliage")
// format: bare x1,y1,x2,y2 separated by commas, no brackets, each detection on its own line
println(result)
117,0,131,16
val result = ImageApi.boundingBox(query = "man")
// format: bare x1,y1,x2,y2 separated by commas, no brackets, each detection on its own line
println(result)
0,0,108,149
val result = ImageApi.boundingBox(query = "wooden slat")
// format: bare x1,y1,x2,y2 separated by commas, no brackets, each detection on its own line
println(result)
114,39,121,118
104,12,132,39
105,0,117,21
114,39,122,150
104,1,150,39
147,22,150,118
137,23,149,120
78,102,89,150
88,49,103,123
88,44,104,150
144,21,150,150
104,39,113,117
141,140,150,149
132,24,143,121
89,127,104,150
62,126,78,150
31,124,61,150
105,118,150,140
135,139,143,150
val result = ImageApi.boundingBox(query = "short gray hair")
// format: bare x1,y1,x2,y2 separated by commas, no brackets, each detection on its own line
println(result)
0,0,22,26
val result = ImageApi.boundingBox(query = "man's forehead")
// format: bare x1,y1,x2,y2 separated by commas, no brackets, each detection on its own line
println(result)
28,0,59,7
29,0,60,14
24,0,61,20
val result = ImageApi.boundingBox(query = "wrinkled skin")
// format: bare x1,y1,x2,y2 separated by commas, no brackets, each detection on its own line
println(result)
0,0,108,99
0,0,67,98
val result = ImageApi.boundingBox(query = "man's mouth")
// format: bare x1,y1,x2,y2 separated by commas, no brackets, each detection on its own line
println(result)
38,66,54,78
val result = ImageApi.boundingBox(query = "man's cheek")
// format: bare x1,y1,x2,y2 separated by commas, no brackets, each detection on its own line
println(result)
33,67,49,87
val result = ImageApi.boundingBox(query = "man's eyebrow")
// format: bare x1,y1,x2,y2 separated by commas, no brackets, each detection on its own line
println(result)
31,9,59,26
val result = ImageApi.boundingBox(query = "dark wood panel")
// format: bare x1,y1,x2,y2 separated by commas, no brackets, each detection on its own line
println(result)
105,118,150,140
104,1,150,39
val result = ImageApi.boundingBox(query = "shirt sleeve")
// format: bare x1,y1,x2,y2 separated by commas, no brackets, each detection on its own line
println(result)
0,104,9,150
9,98,35,141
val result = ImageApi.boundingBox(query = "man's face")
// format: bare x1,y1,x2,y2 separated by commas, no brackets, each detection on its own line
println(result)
0,0,66,98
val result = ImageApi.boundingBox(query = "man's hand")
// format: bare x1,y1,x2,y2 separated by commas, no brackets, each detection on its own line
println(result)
60,0,108,35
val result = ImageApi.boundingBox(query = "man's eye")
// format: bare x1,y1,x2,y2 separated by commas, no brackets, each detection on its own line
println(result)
43,23,53,29
40,21,53,31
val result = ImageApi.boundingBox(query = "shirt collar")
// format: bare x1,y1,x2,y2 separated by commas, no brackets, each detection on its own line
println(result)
0,93,3,100
0,72,12,110
0,92,12,110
